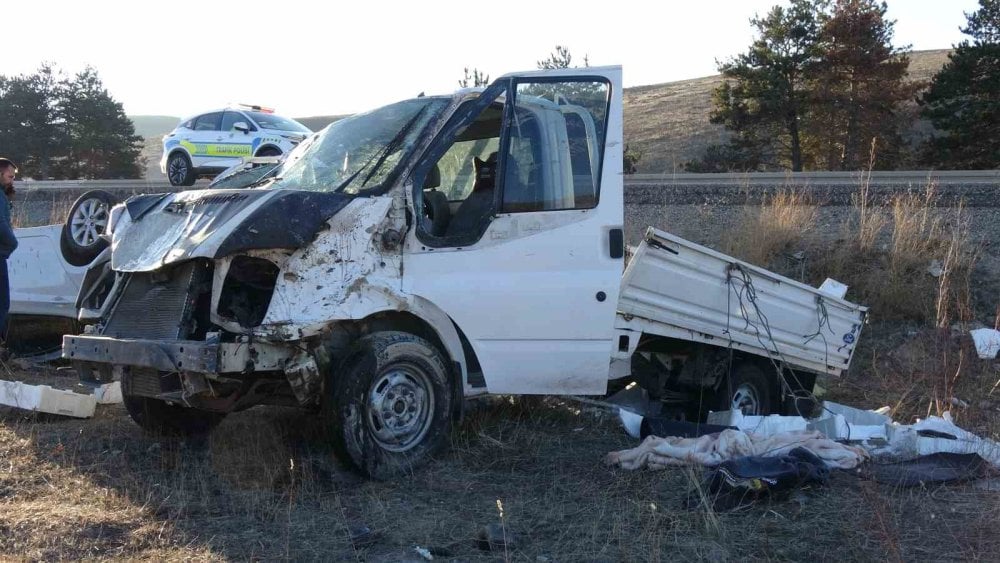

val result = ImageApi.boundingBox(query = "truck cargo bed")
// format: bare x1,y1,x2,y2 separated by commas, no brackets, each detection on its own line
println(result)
617,227,867,376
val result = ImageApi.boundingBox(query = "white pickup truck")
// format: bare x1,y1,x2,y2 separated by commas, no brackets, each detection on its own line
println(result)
63,67,866,479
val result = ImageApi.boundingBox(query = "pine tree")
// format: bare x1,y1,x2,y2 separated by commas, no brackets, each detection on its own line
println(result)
806,0,917,170
0,64,66,178
60,66,143,179
919,0,1000,169
697,0,821,171
0,64,143,179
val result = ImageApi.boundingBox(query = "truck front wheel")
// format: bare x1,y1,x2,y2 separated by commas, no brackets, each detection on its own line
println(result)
330,331,452,480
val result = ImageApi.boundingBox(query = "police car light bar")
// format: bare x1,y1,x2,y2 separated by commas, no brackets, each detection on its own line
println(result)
235,103,275,113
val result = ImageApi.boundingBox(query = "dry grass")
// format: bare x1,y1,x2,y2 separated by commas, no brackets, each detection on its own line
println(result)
1,377,998,561
722,189,819,272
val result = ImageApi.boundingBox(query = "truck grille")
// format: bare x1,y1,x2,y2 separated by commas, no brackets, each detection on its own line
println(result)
103,261,204,340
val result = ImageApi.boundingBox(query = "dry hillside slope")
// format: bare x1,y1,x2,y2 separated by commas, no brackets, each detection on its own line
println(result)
135,49,951,179
625,49,952,174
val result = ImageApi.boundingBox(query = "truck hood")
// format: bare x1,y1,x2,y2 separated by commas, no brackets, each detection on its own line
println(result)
111,188,351,272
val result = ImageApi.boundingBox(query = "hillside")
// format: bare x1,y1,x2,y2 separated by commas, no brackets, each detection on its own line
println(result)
623,49,952,174
131,49,952,178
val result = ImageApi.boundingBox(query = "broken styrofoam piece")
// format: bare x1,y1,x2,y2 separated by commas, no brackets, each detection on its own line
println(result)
707,409,809,435
819,278,849,300
882,412,1000,467
0,380,97,418
970,328,1000,359
808,401,891,441
93,381,122,404
618,408,644,439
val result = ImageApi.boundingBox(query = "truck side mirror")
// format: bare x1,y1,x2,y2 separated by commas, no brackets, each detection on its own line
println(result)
233,122,250,134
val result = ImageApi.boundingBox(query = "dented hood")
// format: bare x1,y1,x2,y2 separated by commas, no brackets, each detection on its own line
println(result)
111,188,351,272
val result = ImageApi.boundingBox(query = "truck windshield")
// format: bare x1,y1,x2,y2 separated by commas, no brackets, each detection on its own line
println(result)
272,98,448,194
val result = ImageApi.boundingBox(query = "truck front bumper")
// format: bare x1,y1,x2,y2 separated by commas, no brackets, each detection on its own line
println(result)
62,334,294,375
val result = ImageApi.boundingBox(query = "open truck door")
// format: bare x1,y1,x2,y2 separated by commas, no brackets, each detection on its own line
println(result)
403,66,624,394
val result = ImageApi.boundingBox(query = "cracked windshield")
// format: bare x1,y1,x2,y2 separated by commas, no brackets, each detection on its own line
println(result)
273,98,448,194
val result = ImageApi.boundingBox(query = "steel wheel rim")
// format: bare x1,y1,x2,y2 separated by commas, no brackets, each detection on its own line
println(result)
366,363,434,452
732,383,761,415
168,156,188,184
69,198,109,247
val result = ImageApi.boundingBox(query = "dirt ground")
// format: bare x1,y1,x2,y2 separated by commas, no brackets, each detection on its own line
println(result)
1,352,998,561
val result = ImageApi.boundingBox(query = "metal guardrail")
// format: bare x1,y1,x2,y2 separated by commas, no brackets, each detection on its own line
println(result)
16,170,1000,191
627,170,1000,185
19,179,177,191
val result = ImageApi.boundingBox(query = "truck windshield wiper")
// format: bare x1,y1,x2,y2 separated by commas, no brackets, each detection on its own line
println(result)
333,105,429,194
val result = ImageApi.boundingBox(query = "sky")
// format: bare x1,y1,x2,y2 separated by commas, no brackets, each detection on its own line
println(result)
4,0,981,119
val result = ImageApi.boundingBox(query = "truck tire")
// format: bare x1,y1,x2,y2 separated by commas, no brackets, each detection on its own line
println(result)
60,190,115,267
716,362,774,416
329,331,452,480
121,371,225,436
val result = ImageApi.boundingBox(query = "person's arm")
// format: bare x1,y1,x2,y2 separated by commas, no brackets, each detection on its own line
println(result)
0,199,18,259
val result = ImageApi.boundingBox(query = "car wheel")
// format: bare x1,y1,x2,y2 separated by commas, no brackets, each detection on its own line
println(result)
122,368,225,436
329,331,452,480
59,190,115,267
167,152,196,186
256,147,281,157
716,362,774,416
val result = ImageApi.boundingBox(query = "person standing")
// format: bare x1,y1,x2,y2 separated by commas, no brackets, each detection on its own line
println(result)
0,158,18,350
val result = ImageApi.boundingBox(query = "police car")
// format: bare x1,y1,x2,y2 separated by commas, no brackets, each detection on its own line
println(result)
160,104,312,186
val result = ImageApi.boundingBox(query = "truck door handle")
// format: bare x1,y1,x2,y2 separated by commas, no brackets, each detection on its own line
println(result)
609,228,624,259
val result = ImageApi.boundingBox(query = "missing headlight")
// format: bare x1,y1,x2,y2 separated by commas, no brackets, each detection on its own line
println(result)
218,256,280,328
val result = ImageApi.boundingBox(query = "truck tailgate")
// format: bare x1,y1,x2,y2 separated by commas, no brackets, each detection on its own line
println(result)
618,227,868,376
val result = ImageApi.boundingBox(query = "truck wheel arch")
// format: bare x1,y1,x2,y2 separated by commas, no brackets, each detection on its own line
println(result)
350,300,474,417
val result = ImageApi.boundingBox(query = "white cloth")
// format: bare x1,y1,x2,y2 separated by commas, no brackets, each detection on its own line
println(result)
605,429,868,470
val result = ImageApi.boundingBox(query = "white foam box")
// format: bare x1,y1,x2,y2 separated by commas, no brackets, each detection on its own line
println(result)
707,409,809,435
0,380,97,418
808,401,890,441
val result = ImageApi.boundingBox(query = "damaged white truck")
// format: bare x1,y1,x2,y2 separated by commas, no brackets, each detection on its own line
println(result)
63,67,867,478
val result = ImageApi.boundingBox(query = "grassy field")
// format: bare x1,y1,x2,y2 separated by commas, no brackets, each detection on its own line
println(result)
3,175,999,560
1,367,997,561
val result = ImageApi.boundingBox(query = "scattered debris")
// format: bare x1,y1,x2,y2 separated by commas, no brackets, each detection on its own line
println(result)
970,328,1000,359
927,259,944,277
818,278,848,299
694,447,831,510
0,379,121,418
605,429,867,470
1,379,97,418
413,545,434,561
868,453,990,487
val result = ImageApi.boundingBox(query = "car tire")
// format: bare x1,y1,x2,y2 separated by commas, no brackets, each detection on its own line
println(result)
60,190,115,267
715,361,775,416
166,152,196,186
122,369,225,436
328,331,452,480
256,147,281,157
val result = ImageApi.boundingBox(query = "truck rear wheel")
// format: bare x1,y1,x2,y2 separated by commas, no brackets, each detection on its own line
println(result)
329,331,452,480
716,362,774,416
121,370,225,436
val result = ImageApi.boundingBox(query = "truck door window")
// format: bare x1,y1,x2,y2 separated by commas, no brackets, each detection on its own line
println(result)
502,80,609,212
415,99,504,244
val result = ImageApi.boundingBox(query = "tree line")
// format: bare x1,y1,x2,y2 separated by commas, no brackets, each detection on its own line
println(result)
0,64,143,180
687,0,1000,172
